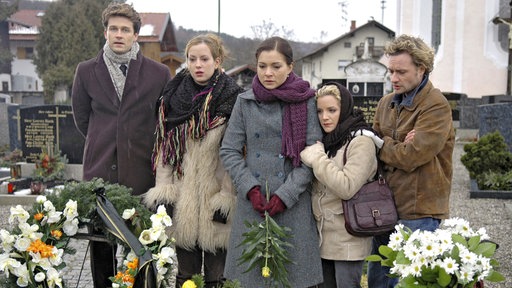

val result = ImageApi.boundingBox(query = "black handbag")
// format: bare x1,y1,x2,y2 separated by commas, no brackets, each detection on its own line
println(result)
341,139,398,237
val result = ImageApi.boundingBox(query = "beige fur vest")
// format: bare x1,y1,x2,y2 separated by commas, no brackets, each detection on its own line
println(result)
142,125,235,252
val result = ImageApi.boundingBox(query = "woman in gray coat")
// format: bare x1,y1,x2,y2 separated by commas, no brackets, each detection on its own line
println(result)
220,36,323,288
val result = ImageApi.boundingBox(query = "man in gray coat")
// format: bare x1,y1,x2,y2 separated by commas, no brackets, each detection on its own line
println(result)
71,3,170,287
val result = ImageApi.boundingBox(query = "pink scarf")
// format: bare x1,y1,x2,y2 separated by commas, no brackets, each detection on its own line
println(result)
252,73,315,167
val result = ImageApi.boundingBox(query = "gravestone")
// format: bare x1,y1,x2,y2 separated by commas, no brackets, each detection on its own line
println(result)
8,104,23,151
353,96,381,124
17,105,84,164
478,102,512,150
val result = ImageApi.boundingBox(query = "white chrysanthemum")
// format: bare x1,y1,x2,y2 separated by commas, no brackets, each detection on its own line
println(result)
458,265,475,284
441,257,459,274
459,247,477,265
407,261,423,277
126,250,137,262
46,267,63,288
62,218,79,236
403,242,422,262
34,271,46,282
389,261,407,277
63,200,78,220
9,205,29,224
476,227,490,240
14,236,32,252
388,230,404,250
421,237,441,258
35,195,47,204
122,208,136,220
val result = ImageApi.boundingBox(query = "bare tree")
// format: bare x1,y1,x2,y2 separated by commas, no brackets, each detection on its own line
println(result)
251,19,295,41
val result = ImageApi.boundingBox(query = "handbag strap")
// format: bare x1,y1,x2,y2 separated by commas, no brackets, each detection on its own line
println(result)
343,137,385,182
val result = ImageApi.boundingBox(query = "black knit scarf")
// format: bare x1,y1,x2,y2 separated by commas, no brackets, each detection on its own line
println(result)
322,82,374,157
152,69,242,177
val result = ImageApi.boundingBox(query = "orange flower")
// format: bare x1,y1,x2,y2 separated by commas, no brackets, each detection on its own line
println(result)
127,258,138,270
33,212,44,221
51,230,63,239
115,272,124,280
27,239,54,258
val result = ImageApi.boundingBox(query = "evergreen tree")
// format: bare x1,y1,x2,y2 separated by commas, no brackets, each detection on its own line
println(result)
34,0,115,102
0,1,19,74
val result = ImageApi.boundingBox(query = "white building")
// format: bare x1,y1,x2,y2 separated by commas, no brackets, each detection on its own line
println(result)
395,0,509,98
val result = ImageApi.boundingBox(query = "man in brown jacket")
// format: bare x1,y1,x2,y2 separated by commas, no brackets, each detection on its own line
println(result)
71,3,170,287
368,34,455,288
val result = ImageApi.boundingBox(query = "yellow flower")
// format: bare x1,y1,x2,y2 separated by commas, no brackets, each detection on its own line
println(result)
182,280,197,288
34,212,44,221
261,266,271,278
51,229,63,240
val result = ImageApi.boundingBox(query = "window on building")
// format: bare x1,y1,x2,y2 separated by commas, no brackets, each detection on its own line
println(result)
344,42,352,48
366,37,375,46
432,0,442,52
16,47,34,59
338,60,351,71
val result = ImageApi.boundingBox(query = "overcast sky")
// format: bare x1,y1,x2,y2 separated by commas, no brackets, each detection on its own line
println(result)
128,0,398,43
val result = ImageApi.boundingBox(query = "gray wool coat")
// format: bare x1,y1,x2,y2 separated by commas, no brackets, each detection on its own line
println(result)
72,50,170,195
220,89,324,288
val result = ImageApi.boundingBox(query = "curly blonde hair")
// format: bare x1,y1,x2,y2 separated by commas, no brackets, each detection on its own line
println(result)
385,34,435,74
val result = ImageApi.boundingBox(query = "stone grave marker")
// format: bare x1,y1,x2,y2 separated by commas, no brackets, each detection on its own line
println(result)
353,96,381,124
18,105,84,164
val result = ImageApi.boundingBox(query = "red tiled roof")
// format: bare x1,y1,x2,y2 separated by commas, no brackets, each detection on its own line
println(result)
8,10,44,28
138,13,169,43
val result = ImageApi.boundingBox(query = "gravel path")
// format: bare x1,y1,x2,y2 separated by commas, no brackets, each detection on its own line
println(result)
1,142,511,287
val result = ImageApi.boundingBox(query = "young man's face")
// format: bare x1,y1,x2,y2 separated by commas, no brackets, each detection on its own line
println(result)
387,52,425,95
104,16,138,54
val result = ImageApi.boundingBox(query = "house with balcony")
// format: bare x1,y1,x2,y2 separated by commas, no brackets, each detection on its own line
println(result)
299,20,395,94
3,7,182,103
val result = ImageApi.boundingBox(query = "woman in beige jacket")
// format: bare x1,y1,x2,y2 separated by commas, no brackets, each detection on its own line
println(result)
300,83,383,288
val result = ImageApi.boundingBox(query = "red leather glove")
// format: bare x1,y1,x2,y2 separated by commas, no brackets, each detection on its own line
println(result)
265,195,286,217
247,186,267,214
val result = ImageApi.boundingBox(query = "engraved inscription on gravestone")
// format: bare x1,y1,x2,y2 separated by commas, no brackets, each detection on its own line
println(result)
353,96,381,124
19,105,84,164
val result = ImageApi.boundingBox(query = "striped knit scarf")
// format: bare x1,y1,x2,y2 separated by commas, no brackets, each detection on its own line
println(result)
152,70,241,178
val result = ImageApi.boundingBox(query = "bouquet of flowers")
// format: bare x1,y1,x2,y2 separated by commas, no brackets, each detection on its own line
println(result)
32,147,67,183
0,195,79,288
367,217,505,288
110,205,175,288
238,185,294,288
181,274,241,288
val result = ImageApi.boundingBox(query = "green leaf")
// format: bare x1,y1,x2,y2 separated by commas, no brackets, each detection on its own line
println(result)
485,270,505,282
378,245,395,258
473,241,496,258
467,235,481,250
366,254,383,262
437,268,452,286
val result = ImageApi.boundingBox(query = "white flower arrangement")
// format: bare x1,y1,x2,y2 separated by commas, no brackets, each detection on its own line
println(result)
111,205,175,288
367,217,505,288
0,195,79,288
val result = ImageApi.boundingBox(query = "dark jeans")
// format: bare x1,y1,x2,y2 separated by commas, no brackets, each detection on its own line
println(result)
367,217,441,288
175,245,226,288
320,258,364,288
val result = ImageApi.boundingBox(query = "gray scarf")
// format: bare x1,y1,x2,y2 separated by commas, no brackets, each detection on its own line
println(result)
103,41,139,100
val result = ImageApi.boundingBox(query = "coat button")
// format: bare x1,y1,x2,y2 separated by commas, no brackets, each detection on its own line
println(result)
277,172,284,178
278,154,284,159
255,133,260,138
111,164,117,170
256,152,261,158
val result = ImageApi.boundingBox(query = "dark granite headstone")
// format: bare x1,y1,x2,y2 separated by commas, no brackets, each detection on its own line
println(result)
353,96,381,124
478,102,512,151
18,105,84,164
8,104,23,151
